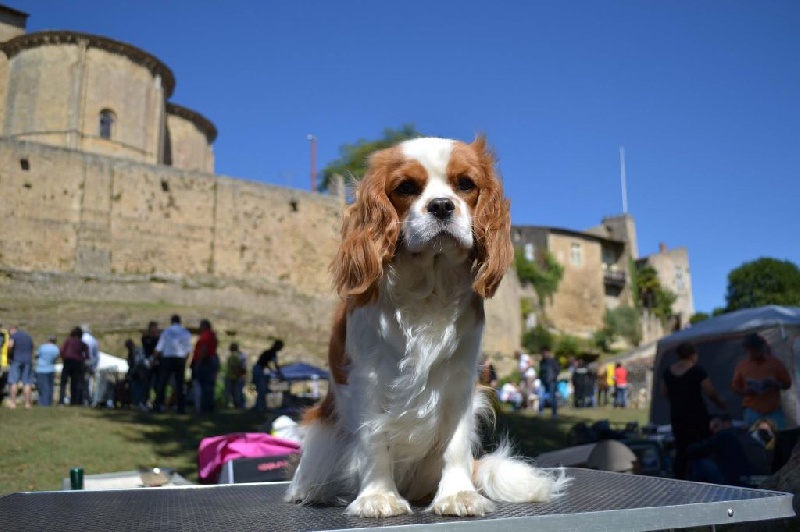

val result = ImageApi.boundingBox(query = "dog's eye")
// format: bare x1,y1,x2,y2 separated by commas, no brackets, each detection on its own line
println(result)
395,180,420,196
456,175,475,192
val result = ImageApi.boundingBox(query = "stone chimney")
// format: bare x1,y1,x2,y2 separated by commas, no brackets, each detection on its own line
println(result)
659,242,667,253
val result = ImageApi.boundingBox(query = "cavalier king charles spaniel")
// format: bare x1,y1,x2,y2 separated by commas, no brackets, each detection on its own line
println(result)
286,136,568,517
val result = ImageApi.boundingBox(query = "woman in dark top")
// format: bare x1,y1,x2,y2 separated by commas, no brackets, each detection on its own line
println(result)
661,341,726,479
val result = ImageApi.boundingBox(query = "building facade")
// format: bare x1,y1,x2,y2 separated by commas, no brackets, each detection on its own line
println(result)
512,218,633,337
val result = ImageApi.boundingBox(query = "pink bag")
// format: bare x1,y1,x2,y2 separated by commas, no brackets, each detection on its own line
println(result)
197,432,300,484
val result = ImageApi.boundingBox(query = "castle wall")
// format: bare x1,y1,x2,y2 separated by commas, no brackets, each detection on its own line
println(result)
0,139,340,298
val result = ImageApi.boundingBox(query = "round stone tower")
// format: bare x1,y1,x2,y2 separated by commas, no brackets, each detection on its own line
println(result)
0,9,217,173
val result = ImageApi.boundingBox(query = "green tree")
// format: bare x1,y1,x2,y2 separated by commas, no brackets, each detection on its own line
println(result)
635,264,677,324
514,247,564,309
522,325,553,354
603,306,642,347
689,312,711,325
318,124,421,191
725,257,800,311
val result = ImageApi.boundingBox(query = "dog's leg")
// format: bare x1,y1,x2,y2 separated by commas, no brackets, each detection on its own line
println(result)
427,405,495,516
344,423,412,517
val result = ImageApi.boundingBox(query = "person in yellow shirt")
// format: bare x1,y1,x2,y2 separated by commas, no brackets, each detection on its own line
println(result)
732,333,791,429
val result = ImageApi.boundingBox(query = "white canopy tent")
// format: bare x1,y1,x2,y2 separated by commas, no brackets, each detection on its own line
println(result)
54,352,129,374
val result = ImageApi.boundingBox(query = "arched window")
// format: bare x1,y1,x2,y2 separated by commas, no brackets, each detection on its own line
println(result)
99,109,115,139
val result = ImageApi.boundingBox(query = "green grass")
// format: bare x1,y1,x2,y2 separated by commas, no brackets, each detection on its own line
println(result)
0,403,648,495
0,407,270,494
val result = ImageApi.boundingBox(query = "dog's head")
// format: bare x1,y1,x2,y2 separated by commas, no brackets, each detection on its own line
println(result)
331,135,512,305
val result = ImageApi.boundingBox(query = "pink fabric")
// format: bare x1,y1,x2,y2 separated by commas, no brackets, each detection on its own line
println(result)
197,432,300,484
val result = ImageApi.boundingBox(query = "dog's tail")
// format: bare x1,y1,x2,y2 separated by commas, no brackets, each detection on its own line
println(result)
473,442,569,502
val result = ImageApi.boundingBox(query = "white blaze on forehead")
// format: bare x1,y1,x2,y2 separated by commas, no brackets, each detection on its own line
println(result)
400,138,455,180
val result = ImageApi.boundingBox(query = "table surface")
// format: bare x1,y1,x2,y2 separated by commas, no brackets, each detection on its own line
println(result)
1,468,794,532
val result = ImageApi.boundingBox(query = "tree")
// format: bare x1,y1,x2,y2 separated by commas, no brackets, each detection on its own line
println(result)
318,124,421,191
634,264,677,324
522,325,553,354
725,257,800,312
514,247,564,310
603,306,642,347
689,312,710,325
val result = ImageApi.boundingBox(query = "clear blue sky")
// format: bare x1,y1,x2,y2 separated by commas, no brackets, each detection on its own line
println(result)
20,1,800,313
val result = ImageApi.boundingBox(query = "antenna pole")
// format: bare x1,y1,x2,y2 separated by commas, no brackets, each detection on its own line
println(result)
620,146,628,214
307,134,317,191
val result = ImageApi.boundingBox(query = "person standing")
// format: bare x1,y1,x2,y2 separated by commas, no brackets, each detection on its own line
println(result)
538,349,560,417
153,315,192,414
613,363,628,408
60,327,89,406
125,339,149,410
662,341,726,479
7,326,35,409
191,319,219,412
225,343,246,408
35,335,60,407
732,333,791,428
140,321,160,405
81,325,100,406
253,339,284,412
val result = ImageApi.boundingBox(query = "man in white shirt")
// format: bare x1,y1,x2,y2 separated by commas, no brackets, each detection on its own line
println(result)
81,325,100,406
153,314,193,414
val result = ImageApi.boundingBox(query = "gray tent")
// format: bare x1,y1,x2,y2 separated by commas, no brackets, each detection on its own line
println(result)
650,306,800,428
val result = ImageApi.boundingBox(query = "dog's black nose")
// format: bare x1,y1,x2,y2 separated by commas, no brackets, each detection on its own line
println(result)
427,198,455,220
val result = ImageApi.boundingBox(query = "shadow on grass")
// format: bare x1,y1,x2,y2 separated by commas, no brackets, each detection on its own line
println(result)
95,408,274,482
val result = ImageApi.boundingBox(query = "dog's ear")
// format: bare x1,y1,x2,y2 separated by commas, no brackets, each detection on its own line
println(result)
330,149,400,306
470,135,513,298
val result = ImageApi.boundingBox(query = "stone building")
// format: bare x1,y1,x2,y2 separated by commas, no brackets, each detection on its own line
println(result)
0,8,214,172
512,216,634,336
512,213,695,344
637,243,695,331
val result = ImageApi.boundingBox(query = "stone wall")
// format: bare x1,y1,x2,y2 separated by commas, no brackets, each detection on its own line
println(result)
546,232,606,335
0,139,342,295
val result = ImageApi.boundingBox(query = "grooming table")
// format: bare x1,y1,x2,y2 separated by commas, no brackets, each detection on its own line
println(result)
0,468,793,531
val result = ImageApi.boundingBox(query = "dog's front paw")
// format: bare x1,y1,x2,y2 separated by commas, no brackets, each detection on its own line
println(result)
428,490,495,517
345,492,413,518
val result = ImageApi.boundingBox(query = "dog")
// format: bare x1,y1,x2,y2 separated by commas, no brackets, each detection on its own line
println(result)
286,136,568,517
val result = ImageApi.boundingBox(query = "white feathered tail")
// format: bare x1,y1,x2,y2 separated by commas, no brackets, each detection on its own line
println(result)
471,389,571,502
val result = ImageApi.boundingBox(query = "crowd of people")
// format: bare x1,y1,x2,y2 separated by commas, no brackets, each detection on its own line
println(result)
0,315,287,414
482,349,633,418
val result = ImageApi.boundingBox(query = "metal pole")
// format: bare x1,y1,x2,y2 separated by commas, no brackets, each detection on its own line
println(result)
620,146,628,214
307,134,317,191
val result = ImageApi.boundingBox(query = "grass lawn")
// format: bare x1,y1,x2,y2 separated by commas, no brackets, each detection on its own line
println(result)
0,403,648,495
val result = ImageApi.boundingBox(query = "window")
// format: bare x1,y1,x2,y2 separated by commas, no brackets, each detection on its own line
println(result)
524,243,535,262
675,266,685,291
99,109,115,139
570,242,583,266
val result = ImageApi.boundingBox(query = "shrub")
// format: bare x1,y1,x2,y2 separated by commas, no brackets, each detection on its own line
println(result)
522,325,553,354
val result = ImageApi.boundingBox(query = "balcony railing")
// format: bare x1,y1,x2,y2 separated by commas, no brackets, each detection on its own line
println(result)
603,270,627,287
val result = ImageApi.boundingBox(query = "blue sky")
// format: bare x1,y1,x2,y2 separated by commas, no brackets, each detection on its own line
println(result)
20,1,799,313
